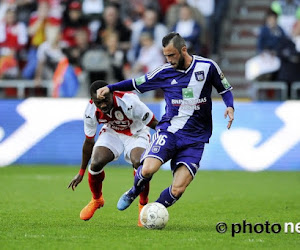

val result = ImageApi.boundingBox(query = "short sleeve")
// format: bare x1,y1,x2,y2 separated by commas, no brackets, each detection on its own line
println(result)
209,61,233,95
83,102,97,138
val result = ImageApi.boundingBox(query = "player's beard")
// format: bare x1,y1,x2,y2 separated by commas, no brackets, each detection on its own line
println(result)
176,53,185,70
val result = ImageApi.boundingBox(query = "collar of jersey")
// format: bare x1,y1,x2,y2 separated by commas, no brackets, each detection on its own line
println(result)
175,55,195,74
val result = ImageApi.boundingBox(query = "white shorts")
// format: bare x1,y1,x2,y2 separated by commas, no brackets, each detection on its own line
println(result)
94,127,150,164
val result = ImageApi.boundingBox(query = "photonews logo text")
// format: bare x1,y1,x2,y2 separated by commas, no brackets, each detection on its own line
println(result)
216,220,300,237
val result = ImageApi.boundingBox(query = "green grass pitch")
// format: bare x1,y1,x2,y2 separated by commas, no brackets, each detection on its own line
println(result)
0,166,299,249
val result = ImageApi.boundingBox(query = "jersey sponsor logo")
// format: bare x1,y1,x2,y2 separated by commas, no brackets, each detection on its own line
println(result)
142,112,149,121
109,120,131,131
98,119,108,123
85,115,92,118
171,79,178,85
135,75,146,85
182,88,194,99
114,110,124,120
172,97,207,110
195,71,205,81
181,105,200,111
171,97,207,105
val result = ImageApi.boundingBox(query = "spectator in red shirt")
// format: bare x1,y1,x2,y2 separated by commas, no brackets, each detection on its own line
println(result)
61,0,90,47
22,0,61,79
0,6,28,79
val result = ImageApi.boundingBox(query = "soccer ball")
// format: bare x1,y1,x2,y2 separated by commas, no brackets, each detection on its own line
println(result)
140,202,169,229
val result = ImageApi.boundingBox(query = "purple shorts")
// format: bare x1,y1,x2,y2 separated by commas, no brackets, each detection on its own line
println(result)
141,130,205,177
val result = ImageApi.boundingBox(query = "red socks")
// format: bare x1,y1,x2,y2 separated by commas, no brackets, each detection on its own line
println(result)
88,171,105,199
88,169,148,203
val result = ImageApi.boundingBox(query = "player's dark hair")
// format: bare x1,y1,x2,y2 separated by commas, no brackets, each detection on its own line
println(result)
162,32,186,51
90,80,108,97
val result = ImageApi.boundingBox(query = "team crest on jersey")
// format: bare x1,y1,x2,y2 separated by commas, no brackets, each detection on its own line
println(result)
114,110,124,120
195,71,205,81
152,146,160,153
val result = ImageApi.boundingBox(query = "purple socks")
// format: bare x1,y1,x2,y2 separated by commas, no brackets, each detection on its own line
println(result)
156,186,179,208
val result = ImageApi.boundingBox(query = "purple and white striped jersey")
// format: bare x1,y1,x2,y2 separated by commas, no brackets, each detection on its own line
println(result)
111,55,233,143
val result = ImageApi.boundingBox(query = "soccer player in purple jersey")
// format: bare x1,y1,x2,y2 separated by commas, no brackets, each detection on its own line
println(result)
97,32,234,210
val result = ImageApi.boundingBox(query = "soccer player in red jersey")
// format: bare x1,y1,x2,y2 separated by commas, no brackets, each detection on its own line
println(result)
68,80,157,226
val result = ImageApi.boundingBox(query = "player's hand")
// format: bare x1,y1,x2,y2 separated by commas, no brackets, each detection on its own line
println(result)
68,174,83,191
97,86,110,99
224,107,234,129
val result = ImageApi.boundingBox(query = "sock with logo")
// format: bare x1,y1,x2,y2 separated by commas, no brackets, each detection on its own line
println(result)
156,186,179,208
134,169,149,205
129,165,151,197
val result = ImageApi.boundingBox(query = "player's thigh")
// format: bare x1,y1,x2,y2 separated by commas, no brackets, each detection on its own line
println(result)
142,157,163,176
130,147,146,169
141,130,176,165
171,141,205,178
91,146,115,166
123,129,150,164
141,130,177,176
94,127,125,161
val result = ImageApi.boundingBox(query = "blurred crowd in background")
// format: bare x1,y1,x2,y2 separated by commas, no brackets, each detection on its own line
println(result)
0,0,229,99
0,0,300,100
249,0,300,99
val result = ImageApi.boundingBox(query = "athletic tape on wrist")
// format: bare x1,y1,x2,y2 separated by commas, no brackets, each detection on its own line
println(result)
79,168,86,176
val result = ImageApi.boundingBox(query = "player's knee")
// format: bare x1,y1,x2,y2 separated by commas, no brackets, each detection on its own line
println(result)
90,159,106,172
141,166,154,178
171,185,185,198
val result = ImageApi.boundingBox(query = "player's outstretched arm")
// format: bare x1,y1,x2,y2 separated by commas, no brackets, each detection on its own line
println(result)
148,117,158,130
224,107,234,129
68,138,95,191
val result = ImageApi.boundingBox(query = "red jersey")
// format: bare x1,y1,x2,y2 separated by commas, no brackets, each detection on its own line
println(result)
84,91,154,137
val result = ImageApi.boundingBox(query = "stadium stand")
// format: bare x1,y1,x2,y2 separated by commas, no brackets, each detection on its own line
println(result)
1,0,299,100
220,0,300,100
218,0,274,99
